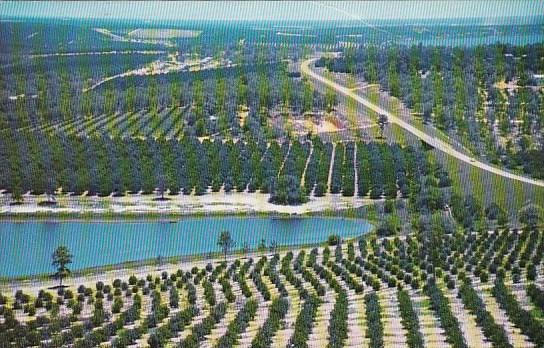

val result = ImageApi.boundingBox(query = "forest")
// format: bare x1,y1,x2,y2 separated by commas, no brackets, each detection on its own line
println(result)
2,21,542,181
0,131,435,206
318,43,544,179
1,224,543,348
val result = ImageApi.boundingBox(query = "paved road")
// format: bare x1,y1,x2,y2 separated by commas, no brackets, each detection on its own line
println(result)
301,58,544,188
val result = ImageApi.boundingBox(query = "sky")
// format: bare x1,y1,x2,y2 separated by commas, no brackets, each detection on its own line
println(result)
1,1,543,22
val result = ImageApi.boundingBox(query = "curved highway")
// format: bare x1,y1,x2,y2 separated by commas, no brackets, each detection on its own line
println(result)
301,58,544,188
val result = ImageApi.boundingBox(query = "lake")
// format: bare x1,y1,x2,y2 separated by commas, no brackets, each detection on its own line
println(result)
0,217,372,277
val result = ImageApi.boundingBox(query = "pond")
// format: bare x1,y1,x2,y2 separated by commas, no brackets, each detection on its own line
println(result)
0,217,372,277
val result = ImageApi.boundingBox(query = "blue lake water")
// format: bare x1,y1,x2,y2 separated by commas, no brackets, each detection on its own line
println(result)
0,217,372,277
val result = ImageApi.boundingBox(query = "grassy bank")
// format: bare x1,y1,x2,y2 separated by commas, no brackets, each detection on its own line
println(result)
0,203,379,222
0,209,295,222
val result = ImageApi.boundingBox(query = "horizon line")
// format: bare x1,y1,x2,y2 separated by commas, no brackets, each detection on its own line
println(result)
3,14,543,22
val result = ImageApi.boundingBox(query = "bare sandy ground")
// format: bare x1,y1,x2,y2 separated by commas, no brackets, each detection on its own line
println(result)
0,191,376,216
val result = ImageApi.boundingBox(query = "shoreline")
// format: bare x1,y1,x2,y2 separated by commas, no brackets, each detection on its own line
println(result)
0,211,369,223
0,210,284,222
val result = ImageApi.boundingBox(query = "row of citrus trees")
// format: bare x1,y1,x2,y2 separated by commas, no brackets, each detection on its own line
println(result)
2,128,424,204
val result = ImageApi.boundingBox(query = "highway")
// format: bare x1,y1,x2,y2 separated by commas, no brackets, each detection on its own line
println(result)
301,58,544,188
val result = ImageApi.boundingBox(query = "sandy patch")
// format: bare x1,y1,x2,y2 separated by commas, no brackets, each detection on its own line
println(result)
238,107,249,128
494,80,543,91
303,119,341,134
0,191,376,216
128,28,201,39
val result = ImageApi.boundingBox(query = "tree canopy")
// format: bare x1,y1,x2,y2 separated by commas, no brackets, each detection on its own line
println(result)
51,245,73,287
